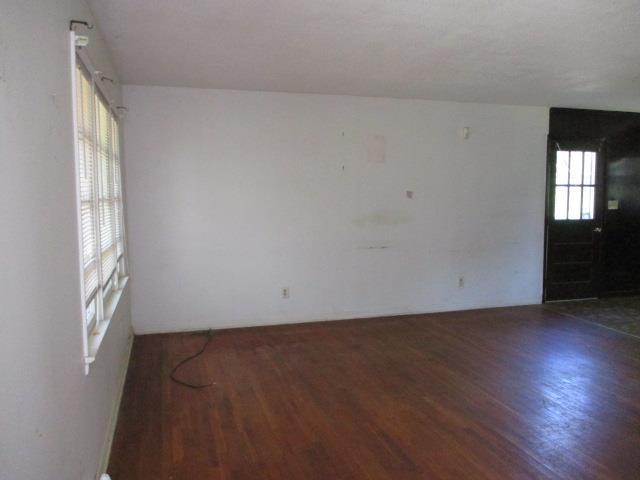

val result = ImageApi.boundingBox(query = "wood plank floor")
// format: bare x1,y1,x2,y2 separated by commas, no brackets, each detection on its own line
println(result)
108,305,640,479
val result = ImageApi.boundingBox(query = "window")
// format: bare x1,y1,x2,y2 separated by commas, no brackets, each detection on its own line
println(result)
554,150,596,220
73,50,127,372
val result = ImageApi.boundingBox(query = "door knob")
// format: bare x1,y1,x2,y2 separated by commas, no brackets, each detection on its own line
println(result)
593,227,602,233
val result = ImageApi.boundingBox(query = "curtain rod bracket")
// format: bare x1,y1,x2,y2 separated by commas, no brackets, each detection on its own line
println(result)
69,20,94,31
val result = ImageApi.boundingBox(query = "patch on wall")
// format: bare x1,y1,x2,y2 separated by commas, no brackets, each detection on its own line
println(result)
366,134,386,164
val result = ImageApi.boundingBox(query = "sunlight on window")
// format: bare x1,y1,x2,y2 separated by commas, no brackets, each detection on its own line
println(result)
556,151,569,185
554,186,568,220
554,150,596,221
582,186,595,219
568,186,582,220
569,151,583,185
583,152,596,185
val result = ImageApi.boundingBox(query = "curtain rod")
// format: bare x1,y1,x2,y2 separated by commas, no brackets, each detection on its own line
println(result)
72,31,127,118
69,20,93,31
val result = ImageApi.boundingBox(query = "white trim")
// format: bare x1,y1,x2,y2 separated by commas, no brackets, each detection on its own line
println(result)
73,33,129,374
135,298,544,335
75,43,119,116
71,32,92,375
96,329,134,479
85,277,130,367
89,52,106,356
114,120,129,276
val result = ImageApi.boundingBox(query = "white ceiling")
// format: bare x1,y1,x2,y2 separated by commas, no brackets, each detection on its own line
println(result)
88,0,640,109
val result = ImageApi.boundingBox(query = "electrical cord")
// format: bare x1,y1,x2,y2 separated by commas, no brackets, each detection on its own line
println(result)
170,329,214,389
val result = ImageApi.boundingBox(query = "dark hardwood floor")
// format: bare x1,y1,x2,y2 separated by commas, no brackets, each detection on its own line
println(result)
108,305,640,479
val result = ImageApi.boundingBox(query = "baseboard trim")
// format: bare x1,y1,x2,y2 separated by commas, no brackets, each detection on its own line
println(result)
96,331,134,479
135,298,544,335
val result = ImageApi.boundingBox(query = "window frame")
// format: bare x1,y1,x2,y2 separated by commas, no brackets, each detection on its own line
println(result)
71,32,129,375
552,149,598,221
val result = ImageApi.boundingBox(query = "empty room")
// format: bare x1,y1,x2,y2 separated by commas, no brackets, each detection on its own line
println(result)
3,1,640,479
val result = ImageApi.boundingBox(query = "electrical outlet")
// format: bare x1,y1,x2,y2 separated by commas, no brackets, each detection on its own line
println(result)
458,276,464,288
281,287,290,299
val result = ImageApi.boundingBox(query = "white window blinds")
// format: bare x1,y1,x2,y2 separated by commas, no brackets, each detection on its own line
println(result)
113,118,124,258
75,66,99,301
96,96,117,283
73,58,127,331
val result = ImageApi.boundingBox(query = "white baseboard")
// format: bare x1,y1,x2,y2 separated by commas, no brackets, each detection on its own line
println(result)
96,330,134,479
135,297,543,335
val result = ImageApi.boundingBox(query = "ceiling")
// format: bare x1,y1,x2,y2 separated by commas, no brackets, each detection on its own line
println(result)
88,0,640,110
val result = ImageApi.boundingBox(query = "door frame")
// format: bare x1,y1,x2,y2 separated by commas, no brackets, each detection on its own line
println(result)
543,136,607,302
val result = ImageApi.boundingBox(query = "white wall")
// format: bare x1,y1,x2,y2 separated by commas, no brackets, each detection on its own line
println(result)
0,2,132,479
124,86,549,334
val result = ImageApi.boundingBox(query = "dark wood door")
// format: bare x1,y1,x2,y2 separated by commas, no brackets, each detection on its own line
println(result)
544,137,605,301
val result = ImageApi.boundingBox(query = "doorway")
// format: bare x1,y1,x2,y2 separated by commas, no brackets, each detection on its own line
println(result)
544,138,605,301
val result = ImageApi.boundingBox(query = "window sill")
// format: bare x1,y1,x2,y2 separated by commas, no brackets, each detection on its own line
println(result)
84,276,129,375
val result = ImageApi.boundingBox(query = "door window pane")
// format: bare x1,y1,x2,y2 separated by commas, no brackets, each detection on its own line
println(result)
583,152,596,185
556,151,569,185
582,186,595,219
554,186,568,220
569,151,583,184
568,186,582,219
554,150,596,221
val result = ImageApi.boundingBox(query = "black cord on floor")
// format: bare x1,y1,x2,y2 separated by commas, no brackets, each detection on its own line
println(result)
170,330,214,389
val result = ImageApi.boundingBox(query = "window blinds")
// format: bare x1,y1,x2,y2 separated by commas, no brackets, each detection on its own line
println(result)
75,66,99,300
113,119,124,258
74,60,126,308
96,96,117,282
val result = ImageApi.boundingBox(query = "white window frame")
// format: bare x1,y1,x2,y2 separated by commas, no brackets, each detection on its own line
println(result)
70,32,129,375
